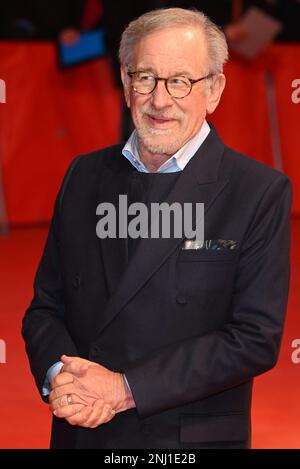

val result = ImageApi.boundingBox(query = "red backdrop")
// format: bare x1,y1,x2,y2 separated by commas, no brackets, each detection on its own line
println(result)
0,42,121,224
0,42,299,224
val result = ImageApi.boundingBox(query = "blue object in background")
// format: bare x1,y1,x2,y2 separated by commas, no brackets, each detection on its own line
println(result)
59,28,106,67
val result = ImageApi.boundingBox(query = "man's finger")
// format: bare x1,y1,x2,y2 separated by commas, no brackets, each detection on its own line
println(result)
61,355,90,367
80,400,106,428
60,360,89,376
66,405,94,426
77,400,115,429
61,354,77,363
53,403,85,418
51,371,74,389
87,401,116,428
49,383,77,404
50,393,87,412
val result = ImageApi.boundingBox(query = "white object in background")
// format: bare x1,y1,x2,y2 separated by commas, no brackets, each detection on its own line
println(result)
230,6,283,59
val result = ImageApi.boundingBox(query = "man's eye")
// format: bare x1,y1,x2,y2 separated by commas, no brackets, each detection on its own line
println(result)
138,74,155,82
169,77,189,86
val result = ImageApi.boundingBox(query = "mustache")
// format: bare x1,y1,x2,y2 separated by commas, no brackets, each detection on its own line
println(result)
141,105,182,121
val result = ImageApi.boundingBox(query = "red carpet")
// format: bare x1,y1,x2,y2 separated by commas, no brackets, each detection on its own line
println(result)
0,220,299,448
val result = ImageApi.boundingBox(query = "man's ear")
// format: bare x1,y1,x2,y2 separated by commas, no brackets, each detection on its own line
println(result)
206,73,226,114
120,65,130,108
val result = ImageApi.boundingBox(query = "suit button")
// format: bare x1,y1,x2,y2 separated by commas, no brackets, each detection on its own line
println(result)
176,294,187,305
72,274,81,290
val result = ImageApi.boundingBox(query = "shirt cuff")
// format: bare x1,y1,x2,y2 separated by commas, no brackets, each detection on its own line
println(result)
42,361,63,396
123,374,132,393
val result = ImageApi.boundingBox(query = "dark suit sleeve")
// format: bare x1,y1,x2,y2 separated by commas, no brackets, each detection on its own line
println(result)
125,174,292,418
22,157,83,401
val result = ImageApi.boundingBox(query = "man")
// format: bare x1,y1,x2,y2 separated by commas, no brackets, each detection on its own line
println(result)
22,8,292,449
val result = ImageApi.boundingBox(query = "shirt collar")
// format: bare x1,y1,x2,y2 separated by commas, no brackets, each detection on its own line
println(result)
122,120,211,173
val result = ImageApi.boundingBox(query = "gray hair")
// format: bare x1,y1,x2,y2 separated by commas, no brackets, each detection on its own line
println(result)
119,7,229,75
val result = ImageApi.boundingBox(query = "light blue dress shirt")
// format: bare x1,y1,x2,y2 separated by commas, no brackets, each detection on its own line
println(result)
42,361,63,396
42,120,211,396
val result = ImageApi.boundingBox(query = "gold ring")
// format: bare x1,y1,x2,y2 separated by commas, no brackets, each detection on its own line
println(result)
67,394,72,405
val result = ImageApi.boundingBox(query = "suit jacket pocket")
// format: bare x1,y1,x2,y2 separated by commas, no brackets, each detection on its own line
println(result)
180,413,249,444
179,249,239,262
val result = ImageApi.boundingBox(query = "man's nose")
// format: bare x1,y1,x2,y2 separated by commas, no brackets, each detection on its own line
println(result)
150,80,173,108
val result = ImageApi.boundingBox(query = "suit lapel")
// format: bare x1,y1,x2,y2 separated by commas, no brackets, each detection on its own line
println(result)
96,150,131,295
94,127,229,338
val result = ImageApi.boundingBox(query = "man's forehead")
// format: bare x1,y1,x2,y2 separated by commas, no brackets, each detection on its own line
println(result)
131,26,207,73
134,26,205,50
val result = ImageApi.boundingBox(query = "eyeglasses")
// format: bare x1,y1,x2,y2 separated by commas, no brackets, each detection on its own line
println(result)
127,70,214,99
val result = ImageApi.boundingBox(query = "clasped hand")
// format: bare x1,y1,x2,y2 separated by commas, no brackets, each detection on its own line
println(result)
49,355,134,428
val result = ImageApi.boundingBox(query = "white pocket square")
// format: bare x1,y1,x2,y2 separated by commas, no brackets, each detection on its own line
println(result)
182,239,238,250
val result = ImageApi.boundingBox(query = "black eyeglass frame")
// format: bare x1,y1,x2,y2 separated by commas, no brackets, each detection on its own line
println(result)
127,71,215,98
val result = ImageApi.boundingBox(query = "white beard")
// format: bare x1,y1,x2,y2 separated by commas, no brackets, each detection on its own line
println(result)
135,120,187,155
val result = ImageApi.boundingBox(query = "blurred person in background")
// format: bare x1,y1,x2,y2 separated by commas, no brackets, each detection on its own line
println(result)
0,0,84,40
1,1,298,42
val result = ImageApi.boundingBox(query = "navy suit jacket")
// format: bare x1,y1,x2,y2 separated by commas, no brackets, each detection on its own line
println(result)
22,127,292,448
